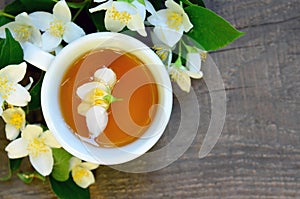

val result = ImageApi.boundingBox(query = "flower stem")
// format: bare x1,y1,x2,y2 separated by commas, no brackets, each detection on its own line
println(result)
174,56,182,68
72,6,84,21
104,95,123,104
72,0,90,22
0,10,15,19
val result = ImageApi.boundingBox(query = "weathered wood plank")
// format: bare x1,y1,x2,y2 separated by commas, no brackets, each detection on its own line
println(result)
0,0,300,198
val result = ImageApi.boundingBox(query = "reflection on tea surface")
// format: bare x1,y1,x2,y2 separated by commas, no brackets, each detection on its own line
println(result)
60,49,158,147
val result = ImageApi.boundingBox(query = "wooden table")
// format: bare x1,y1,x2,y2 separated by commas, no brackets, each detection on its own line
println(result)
1,0,300,198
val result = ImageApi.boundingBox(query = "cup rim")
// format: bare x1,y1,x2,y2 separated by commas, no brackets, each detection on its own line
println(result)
41,32,173,165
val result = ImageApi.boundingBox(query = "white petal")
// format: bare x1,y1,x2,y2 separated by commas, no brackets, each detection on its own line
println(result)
29,148,53,176
41,31,62,52
186,70,203,79
69,157,81,170
5,138,29,158
83,91,109,110
0,99,4,115
81,162,99,170
186,53,203,79
77,102,91,116
89,0,112,13
114,2,137,14
72,167,95,188
176,73,191,92
145,0,156,15
53,0,71,23
153,26,182,47
15,12,32,26
1,107,24,123
94,68,116,88
5,124,20,140
6,84,31,107
165,0,184,14
150,30,163,46
165,0,193,32
186,53,201,73
76,82,107,100
21,124,43,141
22,42,55,71
0,23,16,36
63,22,85,43
29,12,53,31
3,24,21,41
29,27,42,47
54,45,63,55
2,108,25,139
104,13,125,32
0,62,26,83
127,14,147,37
169,67,191,92
86,106,108,137
42,130,61,148
76,133,100,147
132,0,146,20
147,9,168,26
182,12,193,32
25,77,34,90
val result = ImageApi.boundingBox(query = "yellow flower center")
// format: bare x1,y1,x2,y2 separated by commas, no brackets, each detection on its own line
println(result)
0,76,15,100
27,137,49,157
108,6,132,25
8,112,24,129
73,166,89,183
200,52,207,62
166,11,183,30
90,88,108,107
49,19,65,37
169,67,180,81
153,45,169,61
13,25,32,42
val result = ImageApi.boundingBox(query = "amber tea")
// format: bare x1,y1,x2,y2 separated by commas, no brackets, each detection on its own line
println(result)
60,49,159,147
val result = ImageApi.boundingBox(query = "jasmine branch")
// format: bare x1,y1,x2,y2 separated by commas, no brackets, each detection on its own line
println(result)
0,10,15,19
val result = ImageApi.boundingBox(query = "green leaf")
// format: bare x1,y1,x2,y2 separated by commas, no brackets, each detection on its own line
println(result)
10,158,23,172
17,171,45,184
4,0,27,15
148,0,164,10
51,148,73,182
0,29,24,68
0,16,13,26
28,72,44,111
0,158,23,181
117,0,135,3
180,0,205,7
50,175,90,199
20,0,55,12
185,5,244,51
67,1,88,9
17,173,34,183
137,0,145,5
40,124,49,131
90,11,106,32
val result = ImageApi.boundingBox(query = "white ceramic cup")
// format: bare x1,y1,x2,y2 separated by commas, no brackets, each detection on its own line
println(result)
41,32,173,165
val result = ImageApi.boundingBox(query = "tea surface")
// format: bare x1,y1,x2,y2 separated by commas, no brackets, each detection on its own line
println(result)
60,49,158,147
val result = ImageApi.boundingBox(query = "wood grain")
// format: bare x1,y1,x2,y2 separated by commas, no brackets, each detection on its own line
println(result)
1,0,300,198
